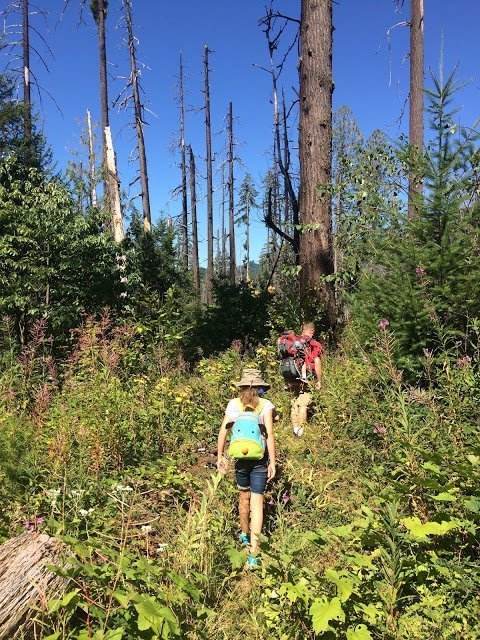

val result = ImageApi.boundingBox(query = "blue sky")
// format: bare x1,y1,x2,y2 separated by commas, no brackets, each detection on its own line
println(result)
4,0,480,265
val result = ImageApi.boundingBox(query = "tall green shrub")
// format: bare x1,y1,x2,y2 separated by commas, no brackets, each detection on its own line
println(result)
0,159,120,341
350,69,480,372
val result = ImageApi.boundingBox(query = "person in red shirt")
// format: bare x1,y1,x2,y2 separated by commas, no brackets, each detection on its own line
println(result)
299,322,323,391
290,322,323,436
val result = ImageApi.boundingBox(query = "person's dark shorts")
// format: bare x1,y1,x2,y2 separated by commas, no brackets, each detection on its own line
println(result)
235,458,268,495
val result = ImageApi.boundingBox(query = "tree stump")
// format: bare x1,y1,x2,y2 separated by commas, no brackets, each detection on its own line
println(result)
0,531,66,640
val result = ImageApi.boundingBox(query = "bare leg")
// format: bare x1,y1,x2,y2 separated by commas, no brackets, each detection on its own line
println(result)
289,382,301,430
291,401,300,429
249,493,264,554
298,405,308,427
239,490,250,534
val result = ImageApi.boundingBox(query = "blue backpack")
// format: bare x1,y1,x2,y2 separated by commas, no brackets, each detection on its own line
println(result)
228,399,266,460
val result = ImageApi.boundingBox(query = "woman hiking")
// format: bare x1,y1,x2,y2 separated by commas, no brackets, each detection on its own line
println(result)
217,368,276,567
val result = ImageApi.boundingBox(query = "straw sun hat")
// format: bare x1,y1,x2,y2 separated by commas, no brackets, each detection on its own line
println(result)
234,368,270,390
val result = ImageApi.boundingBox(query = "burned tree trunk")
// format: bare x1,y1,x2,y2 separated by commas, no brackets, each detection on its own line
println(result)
87,109,98,208
221,160,227,276
272,137,279,252
179,52,189,265
93,0,123,236
408,0,424,219
298,0,336,329
105,125,124,243
125,0,151,232
22,0,32,148
282,89,292,230
204,45,214,304
95,0,110,203
188,145,200,293
228,101,236,286
0,532,67,640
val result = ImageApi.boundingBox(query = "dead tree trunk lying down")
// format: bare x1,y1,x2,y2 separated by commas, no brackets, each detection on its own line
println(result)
0,532,66,640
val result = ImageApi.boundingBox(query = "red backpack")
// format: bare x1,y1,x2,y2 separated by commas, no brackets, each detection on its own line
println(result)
277,331,305,380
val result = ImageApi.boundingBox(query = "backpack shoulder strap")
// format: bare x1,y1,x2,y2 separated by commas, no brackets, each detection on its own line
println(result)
236,397,265,414
255,398,267,414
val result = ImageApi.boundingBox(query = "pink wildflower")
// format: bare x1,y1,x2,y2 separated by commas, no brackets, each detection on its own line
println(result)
416,266,426,277
378,319,390,330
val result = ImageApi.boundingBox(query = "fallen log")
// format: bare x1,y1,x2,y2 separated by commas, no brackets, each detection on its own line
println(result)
0,531,67,640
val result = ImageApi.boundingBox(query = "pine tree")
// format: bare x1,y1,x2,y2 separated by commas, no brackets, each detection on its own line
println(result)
298,0,336,329
236,174,259,281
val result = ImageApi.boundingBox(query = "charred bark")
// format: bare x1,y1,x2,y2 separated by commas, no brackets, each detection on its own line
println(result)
125,0,151,232
188,145,200,293
179,52,188,263
221,161,227,276
22,0,32,148
94,0,123,237
408,0,424,219
87,109,98,207
228,101,236,285
204,45,214,303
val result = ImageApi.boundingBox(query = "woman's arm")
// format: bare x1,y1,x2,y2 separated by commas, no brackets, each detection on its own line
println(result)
263,410,276,481
217,415,230,473
314,356,322,390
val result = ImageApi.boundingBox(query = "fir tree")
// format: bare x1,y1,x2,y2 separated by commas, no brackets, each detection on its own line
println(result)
236,174,259,281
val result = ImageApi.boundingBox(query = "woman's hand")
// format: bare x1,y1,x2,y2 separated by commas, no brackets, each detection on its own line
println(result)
217,455,228,475
267,462,276,482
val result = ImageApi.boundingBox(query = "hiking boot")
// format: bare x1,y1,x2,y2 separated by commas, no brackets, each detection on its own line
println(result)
247,554,259,569
239,533,250,547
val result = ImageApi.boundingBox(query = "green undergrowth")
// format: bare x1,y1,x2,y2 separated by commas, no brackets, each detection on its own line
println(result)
1,319,479,639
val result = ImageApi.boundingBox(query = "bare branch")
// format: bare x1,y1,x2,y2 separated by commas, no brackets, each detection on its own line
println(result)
264,188,297,253
59,0,88,27
385,20,409,87
29,23,55,60
29,69,63,116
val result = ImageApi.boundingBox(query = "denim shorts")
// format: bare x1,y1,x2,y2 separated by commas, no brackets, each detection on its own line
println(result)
235,458,268,495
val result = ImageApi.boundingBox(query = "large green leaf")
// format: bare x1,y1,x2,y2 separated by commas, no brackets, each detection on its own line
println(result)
310,597,345,633
325,568,354,602
430,491,457,502
401,516,460,540
346,624,373,639
134,595,179,638
226,546,247,569
102,630,125,640
464,496,480,513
